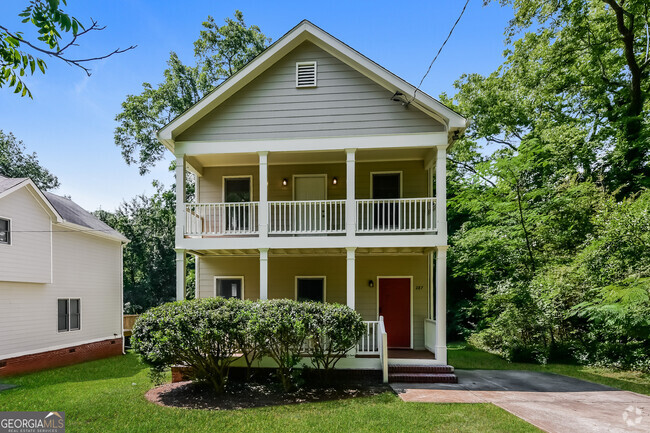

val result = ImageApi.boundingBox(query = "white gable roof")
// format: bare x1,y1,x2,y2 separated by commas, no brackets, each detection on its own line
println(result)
158,20,468,151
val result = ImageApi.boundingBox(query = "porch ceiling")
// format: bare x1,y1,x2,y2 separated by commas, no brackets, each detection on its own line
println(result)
189,147,431,168
188,246,433,257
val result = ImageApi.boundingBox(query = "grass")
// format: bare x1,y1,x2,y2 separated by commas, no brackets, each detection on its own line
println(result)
448,342,650,396
0,353,540,433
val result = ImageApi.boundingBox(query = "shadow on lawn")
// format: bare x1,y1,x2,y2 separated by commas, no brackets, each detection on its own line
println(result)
0,353,147,389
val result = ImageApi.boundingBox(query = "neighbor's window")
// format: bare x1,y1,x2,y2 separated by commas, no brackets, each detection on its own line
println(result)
58,299,81,332
0,218,10,244
296,277,325,302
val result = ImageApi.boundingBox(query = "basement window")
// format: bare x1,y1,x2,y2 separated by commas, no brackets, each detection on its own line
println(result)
296,61,317,87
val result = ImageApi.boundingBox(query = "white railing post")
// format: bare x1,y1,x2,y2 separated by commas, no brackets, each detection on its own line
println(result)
259,248,268,300
346,247,356,309
435,246,448,364
379,316,388,383
346,148,356,237
436,145,447,239
258,151,268,238
175,155,186,241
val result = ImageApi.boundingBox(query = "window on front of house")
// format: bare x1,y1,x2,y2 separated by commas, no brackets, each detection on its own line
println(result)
58,298,80,332
296,277,325,302
0,218,10,245
214,277,244,299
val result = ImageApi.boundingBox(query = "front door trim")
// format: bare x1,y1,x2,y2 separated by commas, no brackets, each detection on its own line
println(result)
376,275,413,349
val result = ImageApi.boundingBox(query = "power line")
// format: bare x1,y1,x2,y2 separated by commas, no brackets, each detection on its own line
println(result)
409,0,471,104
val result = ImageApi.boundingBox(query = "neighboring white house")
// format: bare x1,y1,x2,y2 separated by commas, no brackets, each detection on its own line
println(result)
158,20,468,382
0,175,128,376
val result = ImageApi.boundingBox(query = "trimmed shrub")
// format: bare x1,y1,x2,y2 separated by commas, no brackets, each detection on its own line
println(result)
305,302,366,373
249,299,311,391
227,299,265,380
132,297,240,393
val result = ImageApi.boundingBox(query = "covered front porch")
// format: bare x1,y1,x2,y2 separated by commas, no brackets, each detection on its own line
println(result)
183,246,449,378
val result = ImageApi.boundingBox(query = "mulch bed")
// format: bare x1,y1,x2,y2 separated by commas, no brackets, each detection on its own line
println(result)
145,378,391,410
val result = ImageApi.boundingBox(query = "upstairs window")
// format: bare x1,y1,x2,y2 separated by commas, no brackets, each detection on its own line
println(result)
296,61,317,87
0,218,9,245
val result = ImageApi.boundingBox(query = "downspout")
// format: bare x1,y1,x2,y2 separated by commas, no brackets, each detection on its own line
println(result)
120,241,125,355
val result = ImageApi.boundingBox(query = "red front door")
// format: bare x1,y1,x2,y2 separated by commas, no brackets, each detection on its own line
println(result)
378,278,411,348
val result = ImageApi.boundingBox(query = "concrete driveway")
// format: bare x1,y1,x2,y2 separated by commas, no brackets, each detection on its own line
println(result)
391,370,650,433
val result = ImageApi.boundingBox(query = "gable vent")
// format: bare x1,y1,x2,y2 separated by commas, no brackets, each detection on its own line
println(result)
296,61,317,87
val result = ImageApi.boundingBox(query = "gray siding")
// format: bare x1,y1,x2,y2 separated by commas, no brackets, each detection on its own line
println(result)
178,42,444,142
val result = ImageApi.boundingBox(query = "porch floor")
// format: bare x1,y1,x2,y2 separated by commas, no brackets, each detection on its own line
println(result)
388,349,435,360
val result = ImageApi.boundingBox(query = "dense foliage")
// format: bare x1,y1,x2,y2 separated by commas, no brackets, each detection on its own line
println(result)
445,0,650,371
0,130,59,190
95,182,179,313
114,10,269,174
131,298,365,393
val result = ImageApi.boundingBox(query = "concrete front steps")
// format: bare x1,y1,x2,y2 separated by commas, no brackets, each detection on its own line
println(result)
388,364,458,383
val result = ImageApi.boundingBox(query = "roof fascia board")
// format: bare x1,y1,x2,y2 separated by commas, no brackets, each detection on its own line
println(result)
0,180,62,222
56,220,129,243
158,21,468,152
159,23,312,148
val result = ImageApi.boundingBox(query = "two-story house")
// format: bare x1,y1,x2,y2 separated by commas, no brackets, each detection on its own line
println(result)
0,175,128,376
159,21,468,382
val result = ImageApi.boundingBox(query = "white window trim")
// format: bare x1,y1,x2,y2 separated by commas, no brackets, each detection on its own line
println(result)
295,61,318,88
213,276,245,299
295,276,327,302
0,216,11,246
57,298,82,333
222,175,254,202
370,171,403,199
292,174,328,200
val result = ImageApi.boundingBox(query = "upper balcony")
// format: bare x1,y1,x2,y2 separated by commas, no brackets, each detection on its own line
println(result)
175,145,448,250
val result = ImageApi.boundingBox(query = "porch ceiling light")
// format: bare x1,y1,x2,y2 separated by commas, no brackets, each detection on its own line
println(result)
332,177,338,185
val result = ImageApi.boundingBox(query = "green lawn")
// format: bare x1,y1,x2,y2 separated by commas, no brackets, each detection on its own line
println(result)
448,342,650,396
0,353,540,433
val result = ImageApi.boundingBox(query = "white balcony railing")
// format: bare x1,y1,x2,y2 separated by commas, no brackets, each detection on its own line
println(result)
185,202,259,236
268,200,345,235
356,198,436,233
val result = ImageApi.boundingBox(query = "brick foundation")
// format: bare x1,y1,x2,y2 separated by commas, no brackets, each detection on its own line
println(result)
0,338,123,377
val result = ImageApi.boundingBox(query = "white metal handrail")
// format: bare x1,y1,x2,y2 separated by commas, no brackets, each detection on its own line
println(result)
268,200,345,234
185,202,259,236
357,320,380,354
356,197,436,233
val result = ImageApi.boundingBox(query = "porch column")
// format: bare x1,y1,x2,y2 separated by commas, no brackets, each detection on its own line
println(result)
258,151,269,238
435,145,447,239
175,249,186,301
175,155,186,243
259,248,269,300
346,247,356,309
345,148,356,237
435,246,448,364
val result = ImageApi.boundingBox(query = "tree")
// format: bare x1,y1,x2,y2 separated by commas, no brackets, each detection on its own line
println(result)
0,130,59,190
115,10,270,175
1,0,135,98
95,182,177,312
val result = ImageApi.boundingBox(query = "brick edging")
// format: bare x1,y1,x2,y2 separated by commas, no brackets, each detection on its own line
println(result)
0,338,123,377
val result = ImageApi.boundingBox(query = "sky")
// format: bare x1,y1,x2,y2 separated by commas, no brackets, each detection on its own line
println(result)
0,0,513,212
